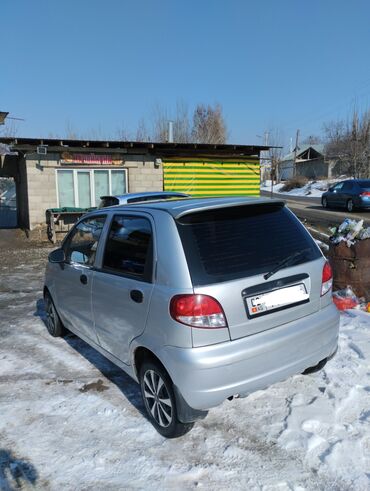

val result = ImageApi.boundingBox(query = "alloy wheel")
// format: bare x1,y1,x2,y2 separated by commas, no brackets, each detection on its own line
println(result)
45,297,56,332
347,199,354,212
143,369,173,428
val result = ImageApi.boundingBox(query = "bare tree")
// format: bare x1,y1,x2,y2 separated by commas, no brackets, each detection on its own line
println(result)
0,120,19,137
65,120,79,140
151,104,169,142
263,128,284,184
86,125,107,140
135,118,151,142
324,108,370,178
47,131,61,138
192,103,227,144
116,123,132,141
151,101,192,143
301,135,322,145
173,100,191,143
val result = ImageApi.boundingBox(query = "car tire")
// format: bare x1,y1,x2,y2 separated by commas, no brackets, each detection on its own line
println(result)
139,360,194,438
346,199,354,212
322,197,328,209
302,357,328,374
44,291,65,337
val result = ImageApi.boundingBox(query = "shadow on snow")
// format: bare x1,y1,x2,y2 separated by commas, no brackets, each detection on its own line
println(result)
0,449,38,491
34,298,147,421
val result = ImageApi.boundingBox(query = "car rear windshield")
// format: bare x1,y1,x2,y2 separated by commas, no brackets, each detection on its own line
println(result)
358,180,370,190
176,203,321,286
98,197,119,208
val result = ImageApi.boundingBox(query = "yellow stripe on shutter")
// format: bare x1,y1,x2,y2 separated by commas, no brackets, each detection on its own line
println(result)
163,161,260,197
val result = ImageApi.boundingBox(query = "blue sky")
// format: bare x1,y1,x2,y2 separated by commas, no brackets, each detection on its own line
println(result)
1,0,370,148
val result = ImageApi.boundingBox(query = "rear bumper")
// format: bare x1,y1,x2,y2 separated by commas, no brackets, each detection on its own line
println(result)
359,198,370,208
161,303,339,410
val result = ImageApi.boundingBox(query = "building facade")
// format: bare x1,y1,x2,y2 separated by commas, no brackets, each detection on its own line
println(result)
0,138,267,233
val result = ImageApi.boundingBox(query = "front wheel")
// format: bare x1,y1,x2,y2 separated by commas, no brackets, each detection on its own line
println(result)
139,361,193,438
44,292,65,337
346,199,354,212
322,196,328,209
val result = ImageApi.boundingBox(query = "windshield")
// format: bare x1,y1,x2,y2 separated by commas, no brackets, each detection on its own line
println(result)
176,203,321,286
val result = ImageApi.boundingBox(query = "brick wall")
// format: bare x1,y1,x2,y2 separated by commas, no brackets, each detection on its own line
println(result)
25,154,163,229
26,155,58,228
127,160,163,193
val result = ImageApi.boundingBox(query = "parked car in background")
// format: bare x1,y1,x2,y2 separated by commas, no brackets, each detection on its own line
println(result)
44,197,339,438
98,191,189,208
321,179,370,212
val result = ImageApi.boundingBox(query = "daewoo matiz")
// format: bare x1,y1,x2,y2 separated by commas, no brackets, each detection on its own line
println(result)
44,197,339,437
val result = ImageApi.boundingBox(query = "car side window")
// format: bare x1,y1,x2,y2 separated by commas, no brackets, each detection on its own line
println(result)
333,182,344,191
342,182,353,191
64,216,106,266
102,215,153,281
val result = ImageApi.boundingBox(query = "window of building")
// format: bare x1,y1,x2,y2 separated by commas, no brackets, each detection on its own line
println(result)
57,169,127,208
102,215,153,281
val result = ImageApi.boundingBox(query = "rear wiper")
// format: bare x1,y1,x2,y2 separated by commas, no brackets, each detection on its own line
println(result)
263,247,311,281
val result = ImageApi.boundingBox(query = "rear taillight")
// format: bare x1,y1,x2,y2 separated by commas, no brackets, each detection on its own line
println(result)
321,261,333,296
360,191,370,197
170,294,227,328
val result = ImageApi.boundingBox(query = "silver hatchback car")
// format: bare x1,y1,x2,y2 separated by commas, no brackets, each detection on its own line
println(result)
44,197,339,437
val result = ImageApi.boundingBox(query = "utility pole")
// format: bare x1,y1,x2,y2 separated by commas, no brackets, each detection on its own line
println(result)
293,129,300,177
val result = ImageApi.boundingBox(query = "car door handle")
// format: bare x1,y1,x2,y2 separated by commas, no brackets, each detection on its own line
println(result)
130,289,143,303
80,274,88,285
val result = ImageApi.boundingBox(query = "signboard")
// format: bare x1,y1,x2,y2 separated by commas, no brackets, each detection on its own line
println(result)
60,152,123,165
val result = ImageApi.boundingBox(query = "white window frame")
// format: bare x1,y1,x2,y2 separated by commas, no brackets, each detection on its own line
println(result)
56,168,128,208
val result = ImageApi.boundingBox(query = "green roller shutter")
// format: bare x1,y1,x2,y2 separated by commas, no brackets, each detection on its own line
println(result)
163,160,260,197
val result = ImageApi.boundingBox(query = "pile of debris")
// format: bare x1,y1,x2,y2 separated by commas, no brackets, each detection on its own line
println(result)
329,218,370,310
329,219,370,248
332,286,370,312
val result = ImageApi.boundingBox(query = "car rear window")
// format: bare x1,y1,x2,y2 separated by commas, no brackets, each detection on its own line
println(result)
98,197,119,208
176,203,321,286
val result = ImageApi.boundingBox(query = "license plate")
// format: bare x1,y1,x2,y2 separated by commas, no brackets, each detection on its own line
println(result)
246,283,308,317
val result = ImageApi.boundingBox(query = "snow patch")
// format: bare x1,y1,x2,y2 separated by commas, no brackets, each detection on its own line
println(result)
1,246,370,489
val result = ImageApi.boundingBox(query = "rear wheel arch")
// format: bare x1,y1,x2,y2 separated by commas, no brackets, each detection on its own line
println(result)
134,347,168,380
133,346,208,427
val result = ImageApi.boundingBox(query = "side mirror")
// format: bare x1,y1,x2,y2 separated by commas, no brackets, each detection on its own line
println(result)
48,248,66,263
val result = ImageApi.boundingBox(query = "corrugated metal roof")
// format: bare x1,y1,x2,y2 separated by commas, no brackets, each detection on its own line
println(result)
0,137,274,158
281,144,324,162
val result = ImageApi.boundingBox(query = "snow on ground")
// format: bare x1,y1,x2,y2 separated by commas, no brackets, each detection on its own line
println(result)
261,179,344,198
1,245,370,490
